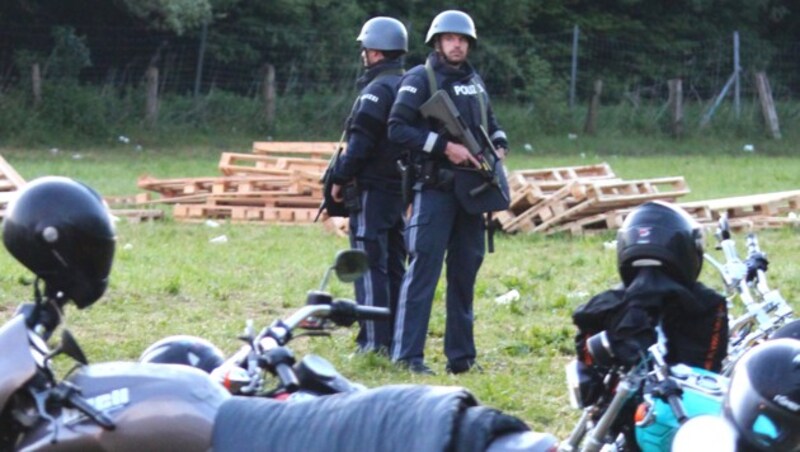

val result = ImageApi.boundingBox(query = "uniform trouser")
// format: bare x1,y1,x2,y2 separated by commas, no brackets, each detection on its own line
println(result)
391,188,485,365
349,187,407,352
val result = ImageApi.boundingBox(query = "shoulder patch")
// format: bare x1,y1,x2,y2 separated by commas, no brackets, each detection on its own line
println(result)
360,93,380,103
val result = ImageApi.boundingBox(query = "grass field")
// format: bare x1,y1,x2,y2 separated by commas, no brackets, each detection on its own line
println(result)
1,144,799,437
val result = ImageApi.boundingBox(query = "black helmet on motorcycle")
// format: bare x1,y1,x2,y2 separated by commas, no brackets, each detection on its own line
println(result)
357,17,408,53
425,10,477,47
616,201,703,287
2,176,116,309
140,335,225,373
724,338,800,451
770,319,800,341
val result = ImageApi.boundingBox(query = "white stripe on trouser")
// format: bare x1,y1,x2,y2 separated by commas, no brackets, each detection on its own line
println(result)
355,191,375,348
391,191,422,361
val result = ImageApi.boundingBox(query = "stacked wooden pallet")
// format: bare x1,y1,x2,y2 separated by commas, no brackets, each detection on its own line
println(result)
679,190,800,231
0,155,26,216
0,155,162,222
138,142,339,227
497,163,691,235
134,146,800,236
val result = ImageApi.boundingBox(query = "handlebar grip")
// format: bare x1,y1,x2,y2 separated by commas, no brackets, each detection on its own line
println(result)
329,300,390,326
668,395,688,424
354,305,391,321
274,362,300,393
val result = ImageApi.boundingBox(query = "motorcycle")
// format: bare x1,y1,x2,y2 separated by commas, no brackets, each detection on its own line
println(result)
0,296,231,450
703,214,795,375
142,249,392,399
2,250,558,452
559,327,728,452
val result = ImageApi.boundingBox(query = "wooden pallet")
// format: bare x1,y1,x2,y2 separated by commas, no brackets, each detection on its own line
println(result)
532,177,689,232
218,152,328,177
500,181,585,232
549,209,630,235
514,162,616,183
173,203,320,223
0,155,25,192
137,175,312,199
252,141,341,159
506,163,618,214
110,208,165,223
679,190,800,222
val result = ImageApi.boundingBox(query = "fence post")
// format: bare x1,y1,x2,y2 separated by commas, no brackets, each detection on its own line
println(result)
667,78,683,138
583,79,602,135
31,63,42,107
194,22,208,98
263,63,276,128
569,25,579,109
146,66,159,127
733,31,740,119
754,72,781,139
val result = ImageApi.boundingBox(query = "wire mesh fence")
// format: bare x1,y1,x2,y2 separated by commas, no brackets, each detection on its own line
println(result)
2,23,799,113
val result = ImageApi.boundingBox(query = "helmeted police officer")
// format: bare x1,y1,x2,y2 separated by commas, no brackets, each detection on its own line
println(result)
388,10,509,374
330,16,408,354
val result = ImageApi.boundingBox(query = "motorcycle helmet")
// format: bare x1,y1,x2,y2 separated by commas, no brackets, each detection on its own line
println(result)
770,319,800,341
140,335,226,373
425,10,477,46
616,201,703,287
724,338,800,451
357,17,408,53
2,176,116,309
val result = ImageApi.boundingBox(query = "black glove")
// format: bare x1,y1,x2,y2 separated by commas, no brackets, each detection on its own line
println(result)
745,252,769,282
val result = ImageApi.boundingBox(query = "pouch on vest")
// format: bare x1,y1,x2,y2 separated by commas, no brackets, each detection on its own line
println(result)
453,162,510,215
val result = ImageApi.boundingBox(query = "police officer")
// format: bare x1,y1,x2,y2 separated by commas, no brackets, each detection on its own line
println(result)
388,10,508,374
330,17,408,354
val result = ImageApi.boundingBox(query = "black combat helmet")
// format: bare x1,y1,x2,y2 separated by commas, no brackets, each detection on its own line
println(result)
616,201,704,287
2,176,116,309
725,339,800,451
357,16,408,53
140,335,226,373
425,10,477,46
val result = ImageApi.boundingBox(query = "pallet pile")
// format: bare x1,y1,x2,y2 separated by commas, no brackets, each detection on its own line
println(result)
134,145,799,236
496,163,691,235
136,142,346,233
0,155,163,222
0,155,27,216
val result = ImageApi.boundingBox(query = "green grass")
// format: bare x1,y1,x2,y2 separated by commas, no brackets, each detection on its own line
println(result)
1,145,799,438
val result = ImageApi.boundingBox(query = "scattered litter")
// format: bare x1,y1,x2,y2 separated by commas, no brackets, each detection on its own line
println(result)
118,135,130,144
135,145,143,152
579,152,586,159
209,234,228,244
603,240,617,250
49,148,59,155
123,243,134,250
743,144,755,152
523,143,533,152
494,289,520,305
72,153,83,160
568,133,578,140
205,219,221,228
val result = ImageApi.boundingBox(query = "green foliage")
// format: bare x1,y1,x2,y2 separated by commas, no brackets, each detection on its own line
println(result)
118,0,213,34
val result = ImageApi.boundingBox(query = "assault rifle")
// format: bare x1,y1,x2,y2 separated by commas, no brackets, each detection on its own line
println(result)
314,138,349,222
419,89,508,203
